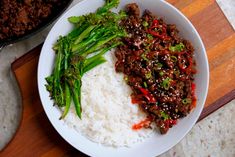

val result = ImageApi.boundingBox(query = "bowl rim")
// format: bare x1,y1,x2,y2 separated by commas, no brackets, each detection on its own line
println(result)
37,0,209,156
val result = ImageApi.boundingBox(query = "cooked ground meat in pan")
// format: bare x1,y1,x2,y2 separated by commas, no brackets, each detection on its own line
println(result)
115,3,197,134
0,0,68,41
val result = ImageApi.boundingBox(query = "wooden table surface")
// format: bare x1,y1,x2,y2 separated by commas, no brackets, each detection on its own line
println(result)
1,0,235,157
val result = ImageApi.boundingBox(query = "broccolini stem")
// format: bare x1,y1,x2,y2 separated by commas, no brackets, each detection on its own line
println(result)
67,23,89,41
74,25,96,44
53,41,64,106
83,41,121,66
59,82,71,119
81,34,118,56
71,80,82,119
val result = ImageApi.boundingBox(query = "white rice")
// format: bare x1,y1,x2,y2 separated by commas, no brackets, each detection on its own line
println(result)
64,50,154,147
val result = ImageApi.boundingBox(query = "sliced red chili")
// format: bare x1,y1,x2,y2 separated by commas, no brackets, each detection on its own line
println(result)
131,98,140,104
145,94,156,103
178,52,194,74
132,117,152,130
191,82,196,95
148,29,170,40
131,94,143,104
151,19,159,27
161,26,167,34
169,119,177,125
190,97,197,109
148,19,170,40
139,87,149,95
139,88,157,103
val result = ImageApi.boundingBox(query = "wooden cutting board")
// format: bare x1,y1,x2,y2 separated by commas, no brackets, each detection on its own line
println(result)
1,0,235,157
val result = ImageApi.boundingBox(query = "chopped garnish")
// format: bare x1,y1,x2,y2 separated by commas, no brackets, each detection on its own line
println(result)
169,43,185,52
147,34,153,40
142,21,149,27
161,77,172,90
143,82,148,88
170,56,178,62
156,63,163,69
159,71,164,76
141,53,149,61
173,69,180,76
182,98,192,105
145,72,152,79
68,16,83,23
160,111,170,120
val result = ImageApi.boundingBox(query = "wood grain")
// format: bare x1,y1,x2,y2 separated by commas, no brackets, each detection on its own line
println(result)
1,0,235,157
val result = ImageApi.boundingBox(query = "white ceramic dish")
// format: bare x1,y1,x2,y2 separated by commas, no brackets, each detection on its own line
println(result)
38,0,209,156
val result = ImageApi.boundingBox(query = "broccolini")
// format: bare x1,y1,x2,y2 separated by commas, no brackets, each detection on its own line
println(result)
45,0,126,119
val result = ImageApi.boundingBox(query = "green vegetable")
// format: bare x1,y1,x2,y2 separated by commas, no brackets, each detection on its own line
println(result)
160,111,170,120
145,72,152,79
169,43,185,52
59,83,71,120
83,57,106,73
161,77,172,90
45,0,126,119
46,36,70,107
142,21,149,27
67,24,90,41
143,82,148,88
81,33,123,56
147,34,153,40
173,69,180,76
141,53,148,61
68,16,84,24
72,79,82,118
182,98,192,105
156,63,163,69
159,71,164,76
97,0,120,14
74,25,96,44
170,56,177,62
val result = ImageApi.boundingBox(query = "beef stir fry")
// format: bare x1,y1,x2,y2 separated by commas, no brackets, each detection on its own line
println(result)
115,3,197,134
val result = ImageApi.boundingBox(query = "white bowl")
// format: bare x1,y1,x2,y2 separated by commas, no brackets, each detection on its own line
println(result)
38,0,209,156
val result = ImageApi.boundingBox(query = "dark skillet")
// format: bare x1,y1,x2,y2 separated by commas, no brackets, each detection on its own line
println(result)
0,0,73,49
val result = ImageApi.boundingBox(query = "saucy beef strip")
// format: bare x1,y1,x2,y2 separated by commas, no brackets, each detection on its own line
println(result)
115,3,197,134
0,0,68,41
